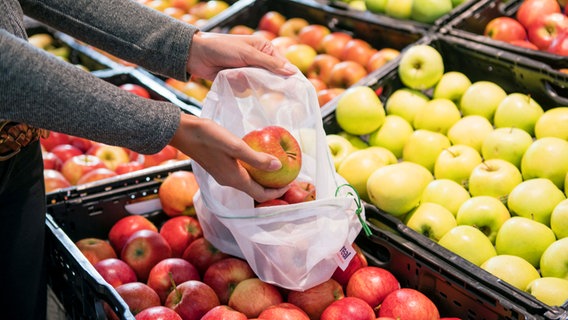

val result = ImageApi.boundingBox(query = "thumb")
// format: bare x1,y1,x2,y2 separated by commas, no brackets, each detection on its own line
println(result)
241,150,282,172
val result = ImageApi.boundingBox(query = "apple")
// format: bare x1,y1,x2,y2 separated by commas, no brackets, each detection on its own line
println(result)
309,77,328,91
141,145,178,168
51,144,83,165
378,288,440,320
480,255,541,291
337,148,390,202
182,237,230,277
493,93,544,136
66,135,92,153
535,107,568,140
306,54,341,84
298,24,331,52
527,13,568,50
551,199,568,239
365,0,388,13
521,137,568,190
335,86,385,136
432,71,472,105
526,277,568,306
341,39,374,67
484,17,528,42
91,144,130,171
411,0,453,23
158,170,199,217
467,159,523,203
367,114,413,159
42,151,63,171
320,296,376,320
318,88,345,107
115,161,145,174
402,129,451,173
438,225,497,266
240,125,302,189
434,144,483,189
165,280,220,320
147,258,200,304
135,306,183,320
115,282,161,315
507,178,566,226
321,32,353,59
540,237,568,279
40,131,70,151
332,242,368,288
287,278,344,319
346,266,400,309
384,88,430,126
495,216,557,268
255,199,289,207
76,167,119,184
43,169,71,193
279,17,309,39
447,115,494,153
120,229,172,282
285,44,317,74
75,237,117,265
366,48,399,73
201,305,247,320
385,0,413,19
366,146,398,165
547,30,568,55
228,278,283,318
456,196,510,244
108,215,158,255
228,25,255,35
398,44,444,90
413,98,461,135
459,81,507,121
508,39,540,50
202,257,256,305
258,11,287,35
404,202,457,241
94,258,138,287
281,180,316,203
189,0,229,19
481,127,533,169
119,83,151,99
258,303,310,320
327,61,368,89
420,179,471,217
61,154,107,185
367,161,434,217
159,215,202,258
516,0,561,29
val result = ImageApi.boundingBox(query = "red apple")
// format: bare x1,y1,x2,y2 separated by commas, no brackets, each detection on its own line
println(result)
378,288,440,320
320,296,375,320
147,258,200,304
298,24,331,52
141,145,178,168
279,17,309,39
108,215,158,254
188,0,228,19
527,13,568,50
287,278,345,320
61,154,106,185
115,282,161,316
366,48,400,73
201,305,248,320
484,17,528,42
306,54,341,84
346,266,400,310
317,88,345,107
258,11,287,35
272,36,299,56
119,83,151,99
228,25,255,35
121,229,172,282
517,0,561,28
281,180,316,204
328,61,368,89
94,258,138,287
158,170,200,217
135,306,183,320
331,242,368,287
51,144,83,164
43,169,72,193
341,39,375,67
40,131,70,151
76,167,119,184
508,39,540,50
202,257,256,304
309,77,328,92
115,161,145,175
165,280,220,320
182,237,230,277
75,237,117,265
258,302,310,320
255,199,289,207
68,135,93,153
548,30,568,55
228,278,283,318
92,144,131,171
159,215,203,258
42,151,63,171
321,32,353,59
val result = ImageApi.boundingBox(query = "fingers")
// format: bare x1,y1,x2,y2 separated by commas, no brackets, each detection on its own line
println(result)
246,36,298,76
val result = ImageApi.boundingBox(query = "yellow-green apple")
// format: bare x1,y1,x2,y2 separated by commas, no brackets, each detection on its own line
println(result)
384,88,430,126
240,125,302,188
366,48,399,73
76,167,119,184
507,178,566,226
306,54,341,84
285,43,317,74
120,229,172,282
447,115,494,153
346,266,400,310
332,242,368,288
228,25,255,35
279,17,309,39
141,145,178,168
526,277,568,306
527,13,568,50
326,134,356,170
540,237,568,279
368,114,413,158
456,196,510,244
51,144,83,164
411,0,452,23
535,107,568,139
298,24,330,52
321,32,353,59
385,0,413,19
413,98,461,135
337,148,390,202
551,199,568,239
521,137,568,190
257,11,286,35
135,305,183,320
159,215,202,258
158,170,199,217
341,39,375,67
367,161,434,217
258,303,310,320
40,131,70,152
481,127,533,169
365,0,388,13
228,278,283,318
165,280,220,320
27,32,54,49
516,0,562,29
182,237,230,277
189,0,229,19
201,305,247,320
61,154,107,185
493,93,544,136
402,129,451,173
108,215,158,255
335,86,385,135
495,216,556,268
480,255,541,291
484,17,528,42
378,288,440,320
320,296,376,320
468,159,523,203
281,180,316,204
438,225,497,266
147,258,200,304
420,179,470,216
318,88,345,107
43,169,71,193
398,44,444,90
115,282,161,316
203,257,255,305
327,61,368,89
404,202,457,241
366,146,398,164
432,71,472,105
337,131,369,149
287,278,345,320
75,237,117,266
90,144,130,171
434,144,483,189
459,81,507,121
93,258,138,288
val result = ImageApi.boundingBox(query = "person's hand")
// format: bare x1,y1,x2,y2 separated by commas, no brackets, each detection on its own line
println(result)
186,31,297,80
168,113,290,203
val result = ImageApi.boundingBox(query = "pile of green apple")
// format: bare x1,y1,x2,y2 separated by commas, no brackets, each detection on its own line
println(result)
327,43,568,307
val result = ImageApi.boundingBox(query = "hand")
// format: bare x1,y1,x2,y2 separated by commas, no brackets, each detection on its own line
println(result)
169,114,290,202
186,31,297,80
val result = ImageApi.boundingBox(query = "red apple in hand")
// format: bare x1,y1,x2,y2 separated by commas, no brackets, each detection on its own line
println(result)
258,302,310,320
287,278,344,320
115,282,161,316
331,242,368,287
282,180,316,203
135,306,183,320
159,215,203,258
158,170,200,217
147,258,200,304
43,169,71,193
61,154,106,185
201,305,247,320
108,215,158,255
240,126,302,188
228,278,284,318
121,230,172,282
320,296,375,320
378,288,440,320
94,258,138,287
203,257,256,304
165,280,220,320
527,13,568,50
346,266,400,310
75,237,117,265
182,237,230,277
484,17,528,42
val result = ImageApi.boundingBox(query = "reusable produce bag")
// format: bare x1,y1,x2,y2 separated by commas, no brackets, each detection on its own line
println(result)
193,67,365,291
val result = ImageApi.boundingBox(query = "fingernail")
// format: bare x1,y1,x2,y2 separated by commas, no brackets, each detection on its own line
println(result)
269,159,282,170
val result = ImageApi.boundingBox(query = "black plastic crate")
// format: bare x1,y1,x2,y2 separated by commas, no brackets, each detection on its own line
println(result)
441,0,568,71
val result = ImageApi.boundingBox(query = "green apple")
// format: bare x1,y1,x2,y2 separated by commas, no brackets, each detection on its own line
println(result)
398,44,444,90
368,115,414,158
540,237,568,279
551,199,568,239
337,131,369,149
507,178,566,226
535,107,568,140
480,255,541,291
451,0,467,7
348,0,366,10
402,129,451,173
384,88,430,125
495,216,557,268
459,81,507,121
367,161,434,217
432,71,472,105
420,178,471,217
468,159,523,204
335,86,386,135
481,127,534,169
404,202,457,241
447,115,494,153
366,146,398,165
326,134,356,170
526,277,568,307
365,0,388,13
434,144,482,189
337,149,390,202
413,98,461,135
522,137,568,190
438,225,497,267
411,0,453,24
456,195,511,244
385,0,413,19
493,93,544,136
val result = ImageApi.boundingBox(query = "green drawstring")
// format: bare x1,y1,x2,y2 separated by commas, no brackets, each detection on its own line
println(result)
335,184,372,237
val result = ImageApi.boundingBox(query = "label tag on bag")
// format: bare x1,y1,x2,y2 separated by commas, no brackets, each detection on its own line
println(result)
334,242,356,271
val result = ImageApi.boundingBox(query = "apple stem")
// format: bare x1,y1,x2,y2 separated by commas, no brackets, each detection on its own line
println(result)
169,271,178,296
443,148,457,158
